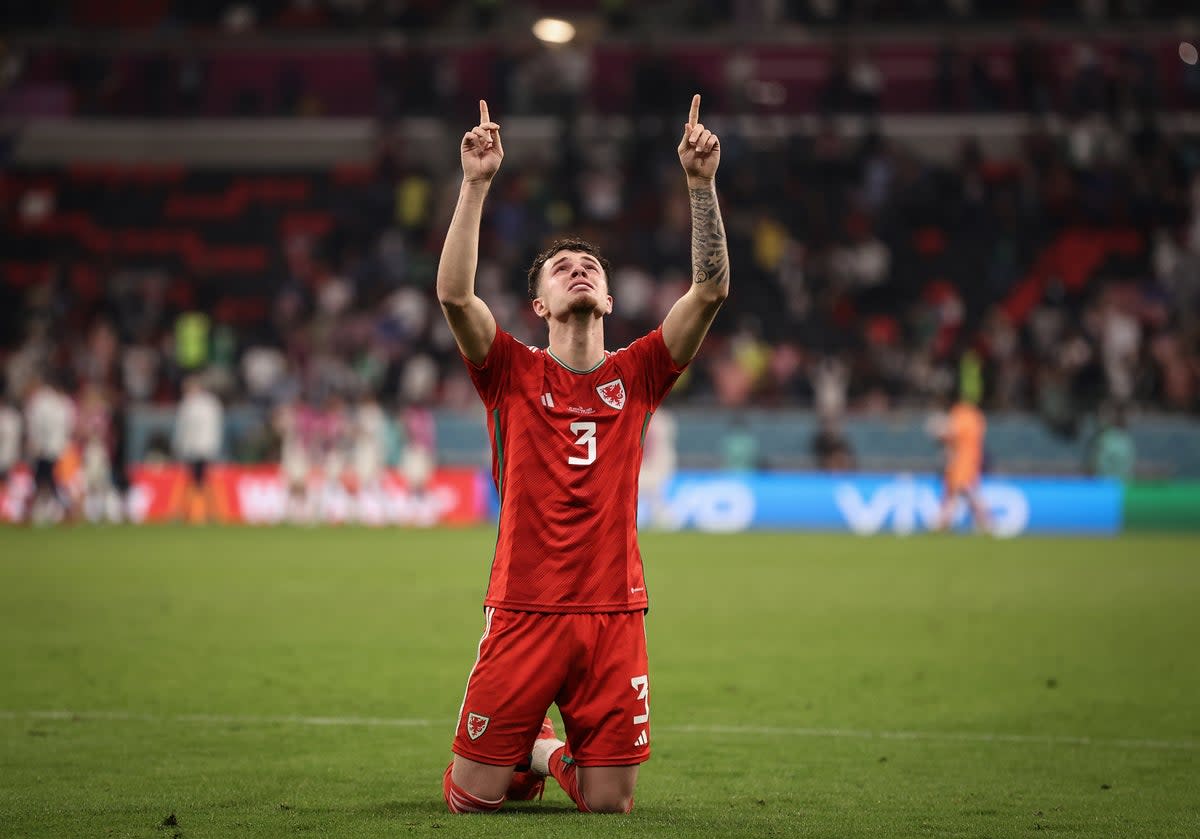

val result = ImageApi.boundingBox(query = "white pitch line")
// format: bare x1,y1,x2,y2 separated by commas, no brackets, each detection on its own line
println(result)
661,724,1200,751
2,710,1196,751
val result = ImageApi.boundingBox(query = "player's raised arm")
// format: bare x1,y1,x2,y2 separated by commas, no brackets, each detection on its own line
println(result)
662,93,730,367
437,100,504,366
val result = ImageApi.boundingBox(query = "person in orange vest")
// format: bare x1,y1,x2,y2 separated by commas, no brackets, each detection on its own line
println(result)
932,395,991,534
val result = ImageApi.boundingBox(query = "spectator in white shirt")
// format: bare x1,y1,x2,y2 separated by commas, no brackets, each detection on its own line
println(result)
173,375,224,523
0,392,23,514
351,390,388,524
24,373,75,524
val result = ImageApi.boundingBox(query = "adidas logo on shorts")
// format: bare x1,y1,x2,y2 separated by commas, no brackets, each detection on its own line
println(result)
634,729,648,747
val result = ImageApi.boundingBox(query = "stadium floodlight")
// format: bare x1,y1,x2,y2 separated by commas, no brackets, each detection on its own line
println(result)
532,17,575,45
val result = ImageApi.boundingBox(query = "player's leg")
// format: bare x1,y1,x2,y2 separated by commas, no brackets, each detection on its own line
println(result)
444,718,558,810
447,608,566,813
447,721,558,803
109,459,129,522
201,461,224,524
550,611,650,813
935,495,954,531
283,453,310,523
579,765,639,811
506,715,557,801
531,740,637,813
964,483,992,534
286,478,304,523
192,461,210,523
444,756,510,811
27,461,43,522
177,462,195,523
34,458,65,523
936,472,962,531
446,720,561,806
446,620,514,812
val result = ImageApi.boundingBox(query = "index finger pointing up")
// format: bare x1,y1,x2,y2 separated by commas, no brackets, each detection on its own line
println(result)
688,94,700,127
480,99,490,125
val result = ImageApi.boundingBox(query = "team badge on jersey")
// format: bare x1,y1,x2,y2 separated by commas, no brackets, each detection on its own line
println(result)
466,712,490,740
597,378,626,410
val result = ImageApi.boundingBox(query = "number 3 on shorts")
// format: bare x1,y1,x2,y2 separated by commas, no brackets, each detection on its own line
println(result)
568,421,597,466
631,674,649,725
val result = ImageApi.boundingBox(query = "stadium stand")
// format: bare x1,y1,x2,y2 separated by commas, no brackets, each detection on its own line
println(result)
2,1,1199,478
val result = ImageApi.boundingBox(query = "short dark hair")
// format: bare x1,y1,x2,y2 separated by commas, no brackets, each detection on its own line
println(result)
526,238,611,301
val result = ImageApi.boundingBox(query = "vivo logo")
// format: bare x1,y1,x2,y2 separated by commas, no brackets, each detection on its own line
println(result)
660,480,757,533
834,478,1029,537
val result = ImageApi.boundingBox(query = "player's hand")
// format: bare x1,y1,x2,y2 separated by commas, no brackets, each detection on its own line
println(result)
677,94,720,183
461,99,504,184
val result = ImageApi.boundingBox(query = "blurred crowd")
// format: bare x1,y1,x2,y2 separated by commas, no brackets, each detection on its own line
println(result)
6,3,1200,120
0,366,440,523
5,85,1200,410
4,0,1195,33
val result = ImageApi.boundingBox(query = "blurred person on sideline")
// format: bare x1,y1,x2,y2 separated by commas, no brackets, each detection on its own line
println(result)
722,412,760,472
929,393,991,533
23,372,76,524
314,392,352,523
1086,403,1136,480
172,374,223,524
0,388,22,517
811,414,856,472
76,381,116,523
351,389,388,525
274,397,314,524
399,399,437,524
436,96,728,814
109,389,132,522
638,405,677,529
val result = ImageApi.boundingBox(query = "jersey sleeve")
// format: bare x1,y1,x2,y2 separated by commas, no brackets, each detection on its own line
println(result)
623,326,688,408
462,328,520,408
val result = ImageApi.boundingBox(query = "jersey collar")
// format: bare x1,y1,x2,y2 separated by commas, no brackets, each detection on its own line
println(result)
546,348,606,374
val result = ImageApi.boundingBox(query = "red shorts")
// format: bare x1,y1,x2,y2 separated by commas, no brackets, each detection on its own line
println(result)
452,608,651,767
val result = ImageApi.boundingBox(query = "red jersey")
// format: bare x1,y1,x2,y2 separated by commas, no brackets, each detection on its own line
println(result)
466,326,685,613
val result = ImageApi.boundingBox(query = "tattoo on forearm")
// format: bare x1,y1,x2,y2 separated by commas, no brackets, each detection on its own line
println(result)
689,187,730,289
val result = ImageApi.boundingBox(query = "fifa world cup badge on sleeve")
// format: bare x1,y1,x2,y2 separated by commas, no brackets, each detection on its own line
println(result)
466,712,490,740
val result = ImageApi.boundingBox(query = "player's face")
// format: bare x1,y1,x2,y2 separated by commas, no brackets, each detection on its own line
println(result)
533,250,613,321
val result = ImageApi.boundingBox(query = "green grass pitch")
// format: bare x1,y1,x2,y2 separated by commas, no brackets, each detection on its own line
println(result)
1,526,1198,838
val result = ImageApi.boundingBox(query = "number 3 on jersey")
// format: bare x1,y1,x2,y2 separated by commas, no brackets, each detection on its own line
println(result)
568,421,597,466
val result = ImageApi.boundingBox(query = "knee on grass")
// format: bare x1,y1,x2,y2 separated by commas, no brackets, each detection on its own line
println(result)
442,763,504,814
581,792,634,814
